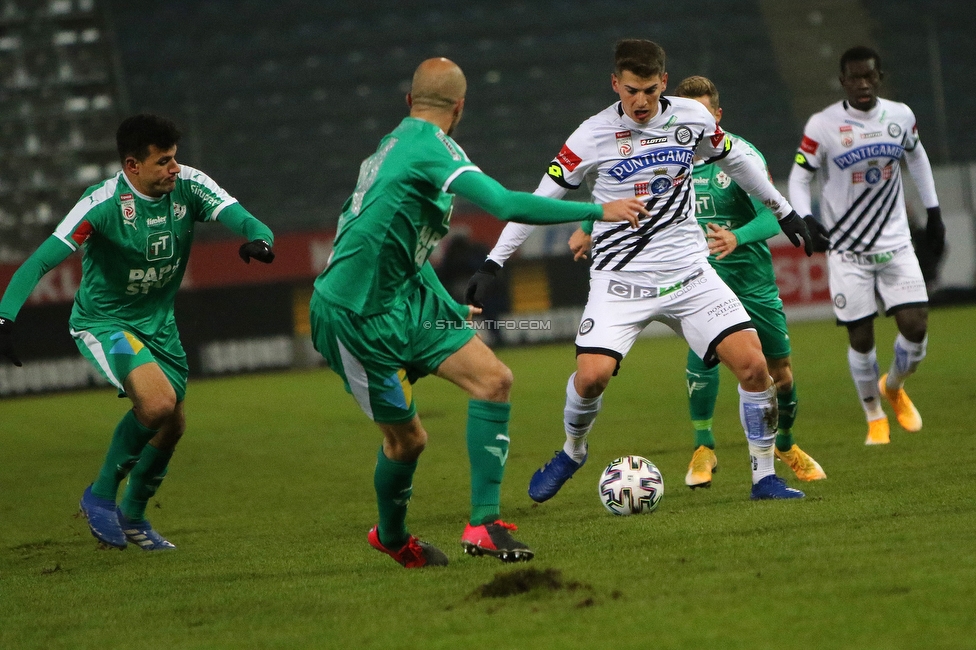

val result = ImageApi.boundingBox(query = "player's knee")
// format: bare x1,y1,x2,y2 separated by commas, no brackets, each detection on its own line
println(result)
898,312,928,342
480,362,513,402
575,367,611,398
733,355,770,391
769,364,793,393
135,393,178,429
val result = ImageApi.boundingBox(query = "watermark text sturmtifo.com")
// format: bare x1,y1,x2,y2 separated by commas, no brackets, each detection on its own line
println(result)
423,319,552,331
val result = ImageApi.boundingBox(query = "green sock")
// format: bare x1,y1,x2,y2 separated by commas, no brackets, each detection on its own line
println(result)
119,444,173,522
776,385,798,451
687,351,719,449
373,447,416,549
91,410,158,501
467,399,511,526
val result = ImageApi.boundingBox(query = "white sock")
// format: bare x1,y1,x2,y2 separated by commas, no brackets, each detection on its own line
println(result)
739,383,776,484
848,347,885,420
887,334,927,389
563,372,601,462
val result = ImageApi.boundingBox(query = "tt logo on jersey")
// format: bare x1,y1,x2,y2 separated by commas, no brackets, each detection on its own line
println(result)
147,231,174,262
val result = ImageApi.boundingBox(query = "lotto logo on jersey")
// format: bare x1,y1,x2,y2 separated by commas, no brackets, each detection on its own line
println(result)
799,135,819,154
556,144,582,171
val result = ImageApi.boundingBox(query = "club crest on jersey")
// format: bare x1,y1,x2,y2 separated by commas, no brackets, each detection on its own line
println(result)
675,125,692,145
120,193,137,229
887,123,902,138
173,202,187,221
714,171,732,189
650,176,672,195
615,130,633,156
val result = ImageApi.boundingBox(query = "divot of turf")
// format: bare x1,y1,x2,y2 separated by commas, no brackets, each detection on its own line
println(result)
472,568,591,599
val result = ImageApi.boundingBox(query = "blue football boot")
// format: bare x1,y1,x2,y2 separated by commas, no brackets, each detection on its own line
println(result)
117,510,176,551
750,475,805,500
528,449,587,503
79,485,127,548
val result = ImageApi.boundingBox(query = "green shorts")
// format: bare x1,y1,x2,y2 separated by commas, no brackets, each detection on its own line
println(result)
70,320,188,401
310,286,475,424
738,292,791,360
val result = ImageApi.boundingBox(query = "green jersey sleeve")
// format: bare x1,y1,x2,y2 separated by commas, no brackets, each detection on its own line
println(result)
178,166,241,223
215,203,274,245
449,172,603,225
0,236,74,320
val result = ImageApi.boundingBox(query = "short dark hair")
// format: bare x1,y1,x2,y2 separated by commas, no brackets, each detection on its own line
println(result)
116,114,182,164
840,46,881,75
614,39,666,78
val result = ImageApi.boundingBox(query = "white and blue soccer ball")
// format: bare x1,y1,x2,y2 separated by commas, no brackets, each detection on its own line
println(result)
598,455,664,515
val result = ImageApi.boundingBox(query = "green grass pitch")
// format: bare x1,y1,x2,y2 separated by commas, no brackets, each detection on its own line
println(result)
2,306,975,649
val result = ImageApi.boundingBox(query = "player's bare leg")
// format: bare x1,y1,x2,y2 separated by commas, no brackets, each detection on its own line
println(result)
436,336,532,562
767,356,825,481
716,330,803,499
879,307,927,432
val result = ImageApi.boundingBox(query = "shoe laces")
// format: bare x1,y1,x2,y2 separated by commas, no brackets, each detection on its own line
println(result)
401,537,425,562
491,520,518,532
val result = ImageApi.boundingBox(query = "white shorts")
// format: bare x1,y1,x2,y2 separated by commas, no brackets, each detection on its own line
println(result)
827,246,928,323
575,265,754,368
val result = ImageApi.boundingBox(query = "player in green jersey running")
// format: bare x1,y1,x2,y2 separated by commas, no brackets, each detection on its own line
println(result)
311,57,646,568
673,76,826,488
0,114,276,550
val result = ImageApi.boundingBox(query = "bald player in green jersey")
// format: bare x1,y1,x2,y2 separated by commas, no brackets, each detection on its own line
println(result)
0,114,275,550
311,57,647,568
673,76,826,488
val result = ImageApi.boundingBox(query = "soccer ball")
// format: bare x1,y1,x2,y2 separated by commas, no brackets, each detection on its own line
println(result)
598,455,664,515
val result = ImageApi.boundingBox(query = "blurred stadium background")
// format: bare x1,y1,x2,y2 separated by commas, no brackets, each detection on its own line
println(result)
1,0,974,396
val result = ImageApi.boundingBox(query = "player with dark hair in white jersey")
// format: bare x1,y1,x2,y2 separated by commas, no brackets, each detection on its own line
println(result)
466,39,828,501
789,46,944,446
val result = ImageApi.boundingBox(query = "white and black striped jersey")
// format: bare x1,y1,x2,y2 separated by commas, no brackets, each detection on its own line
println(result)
488,97,792,285
788,98,938,254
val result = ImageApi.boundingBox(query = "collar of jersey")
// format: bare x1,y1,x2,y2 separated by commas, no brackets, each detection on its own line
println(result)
615,97,672,131
842,100,882,121
120,171,168,203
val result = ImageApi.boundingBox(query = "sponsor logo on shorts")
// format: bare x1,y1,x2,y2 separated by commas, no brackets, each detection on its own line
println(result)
887,123,902,137
675,125,693,145
578,318,594,335
834,294,847,308
706,298,742,320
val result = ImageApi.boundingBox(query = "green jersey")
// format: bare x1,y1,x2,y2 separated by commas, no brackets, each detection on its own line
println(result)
46,167,265,335
315,117,481,317
692,133,780,298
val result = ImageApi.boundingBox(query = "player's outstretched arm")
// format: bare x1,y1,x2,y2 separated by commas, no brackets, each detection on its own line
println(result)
215,204,276,264
0,236,75,366
904,140,944,262
449,171,646,227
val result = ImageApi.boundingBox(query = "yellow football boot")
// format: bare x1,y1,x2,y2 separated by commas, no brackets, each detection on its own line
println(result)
878,373,922,432
685,445,718,489
865,416,891,445
774,444,827,481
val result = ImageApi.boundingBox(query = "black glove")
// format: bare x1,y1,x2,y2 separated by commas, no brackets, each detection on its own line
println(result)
0,317,22,367
239,240,275,264
925,206,946,262
778,211,816,256
803,215,831,253
464,259,501,309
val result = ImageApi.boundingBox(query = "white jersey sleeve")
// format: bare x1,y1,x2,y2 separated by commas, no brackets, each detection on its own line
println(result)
486,122,595,266
900,109,938,208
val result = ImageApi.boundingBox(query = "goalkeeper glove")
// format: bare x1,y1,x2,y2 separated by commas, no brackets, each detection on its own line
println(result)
0,317,22,367
239,240,275,264
464,259,501,309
